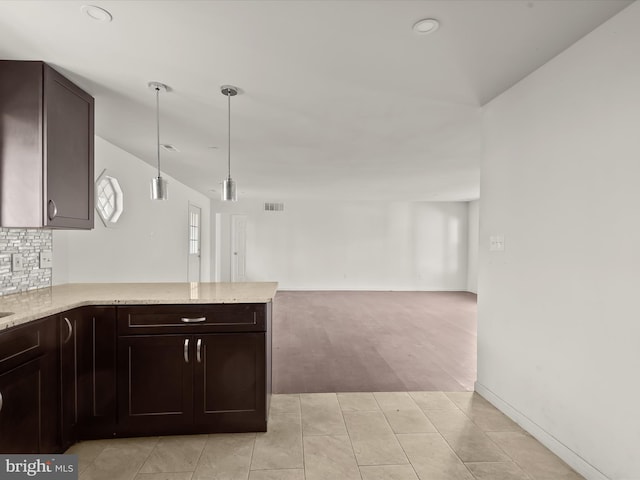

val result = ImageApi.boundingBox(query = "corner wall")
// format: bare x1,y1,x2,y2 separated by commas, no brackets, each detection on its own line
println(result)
478,3,640,479
466,200,479,294
53,136,211,284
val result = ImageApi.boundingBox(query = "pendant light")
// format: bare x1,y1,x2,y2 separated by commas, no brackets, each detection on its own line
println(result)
148,81,169,200
221,85,238,201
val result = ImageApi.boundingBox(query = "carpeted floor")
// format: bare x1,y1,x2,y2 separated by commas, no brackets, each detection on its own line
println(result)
272,291,477,394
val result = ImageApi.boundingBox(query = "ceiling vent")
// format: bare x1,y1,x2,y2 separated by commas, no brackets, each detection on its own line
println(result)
161,144,179,152
264,202,284,212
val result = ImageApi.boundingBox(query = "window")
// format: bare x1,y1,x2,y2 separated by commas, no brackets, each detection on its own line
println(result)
189,209,200,255
95,171,123,227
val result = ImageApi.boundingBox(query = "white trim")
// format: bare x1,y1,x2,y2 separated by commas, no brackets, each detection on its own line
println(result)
474,382,610,480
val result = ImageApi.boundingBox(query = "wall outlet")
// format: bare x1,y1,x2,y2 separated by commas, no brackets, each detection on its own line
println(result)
40,251,53,268
11,253,24,272
490,235,505,251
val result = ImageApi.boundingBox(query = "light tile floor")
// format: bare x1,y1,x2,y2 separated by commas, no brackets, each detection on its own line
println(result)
67,392,584,480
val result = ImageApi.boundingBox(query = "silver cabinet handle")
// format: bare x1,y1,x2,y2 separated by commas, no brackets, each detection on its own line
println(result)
196,338,202,363
48,200,58,220
181,317,206,323
63,317,73,344
183,338,190,363
0,391,3,413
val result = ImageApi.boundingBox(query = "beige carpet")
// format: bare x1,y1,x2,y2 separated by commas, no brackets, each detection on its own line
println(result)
272,291,477,393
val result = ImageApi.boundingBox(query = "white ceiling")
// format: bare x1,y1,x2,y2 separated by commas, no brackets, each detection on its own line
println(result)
0,0,632,202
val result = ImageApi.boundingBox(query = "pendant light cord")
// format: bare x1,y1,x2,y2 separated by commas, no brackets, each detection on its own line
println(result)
155,87,161,178
227,90,231,180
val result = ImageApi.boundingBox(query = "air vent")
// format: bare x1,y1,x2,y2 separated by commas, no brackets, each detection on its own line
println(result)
264,202,284,212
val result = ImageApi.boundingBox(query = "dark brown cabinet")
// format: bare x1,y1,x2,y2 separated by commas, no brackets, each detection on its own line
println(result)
0,300,272,453
0,60,94,229
59,311,78,448
117,335,194,434
0,317,59,453
194,333,265,432
60,307,117,449
117,304,271,436
75,307,118,439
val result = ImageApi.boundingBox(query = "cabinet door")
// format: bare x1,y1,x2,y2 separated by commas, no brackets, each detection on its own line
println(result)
59,306,117,444
59,312,79,449
43,64,94,229
194,333,266,432
0,354,57,453
0,61,43,228
76,307,117,439
118,335,193,435
0,316,58,454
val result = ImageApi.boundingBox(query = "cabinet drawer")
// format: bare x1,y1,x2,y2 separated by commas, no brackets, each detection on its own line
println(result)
0,318,57,374
117,304,266,335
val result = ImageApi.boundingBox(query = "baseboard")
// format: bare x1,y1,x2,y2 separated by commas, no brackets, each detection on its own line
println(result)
474,382,610,480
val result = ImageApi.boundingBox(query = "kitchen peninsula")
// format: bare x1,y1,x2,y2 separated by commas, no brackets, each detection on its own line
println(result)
0,282,277,454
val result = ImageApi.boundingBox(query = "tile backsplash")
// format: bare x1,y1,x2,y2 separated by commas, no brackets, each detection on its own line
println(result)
0,228,52,296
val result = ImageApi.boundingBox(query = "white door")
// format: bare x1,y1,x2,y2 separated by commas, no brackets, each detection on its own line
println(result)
231,214,247,282
187,204,201,282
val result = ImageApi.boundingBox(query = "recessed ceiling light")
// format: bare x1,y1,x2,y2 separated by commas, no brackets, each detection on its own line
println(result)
81,5,113,22
161,144,179,153
413,18,439,35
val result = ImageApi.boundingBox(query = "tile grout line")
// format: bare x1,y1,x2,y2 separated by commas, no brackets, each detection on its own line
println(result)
434,424,485,479
337,393,364,480
132,436,161,480
190,434,208,480
74,441,103,479
254,394,306,476
246,432,257,479
418,395,535,479
415,401,482,479
372,392,420,480
375,394,410,465
433,394,526,468
297,395,307,480
446,393,579,478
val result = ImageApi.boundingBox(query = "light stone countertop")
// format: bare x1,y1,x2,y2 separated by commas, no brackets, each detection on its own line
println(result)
0,282,278,331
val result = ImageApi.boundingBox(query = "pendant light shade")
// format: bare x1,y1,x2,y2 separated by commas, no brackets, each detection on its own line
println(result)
151,176,168,200
148,81,169,200
221,85,238,202
222,177,237,202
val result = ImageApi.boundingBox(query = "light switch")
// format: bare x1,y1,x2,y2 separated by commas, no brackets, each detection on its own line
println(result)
489,235,505,251
11,253,24,272
40,251,53,268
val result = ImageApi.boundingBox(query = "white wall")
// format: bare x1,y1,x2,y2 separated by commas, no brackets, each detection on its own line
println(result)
212,199,469,291
466,200,479,294
53,136,211,284
478,3,640,479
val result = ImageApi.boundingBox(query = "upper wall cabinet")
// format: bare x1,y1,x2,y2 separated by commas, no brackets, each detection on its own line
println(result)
0,61,94,229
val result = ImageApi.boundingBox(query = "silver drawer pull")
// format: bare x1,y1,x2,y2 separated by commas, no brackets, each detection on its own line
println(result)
63,317,73,344
196,338,202,363
181,317,206,323
184,338,189,363
48,200,58,220
0,391,3,413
